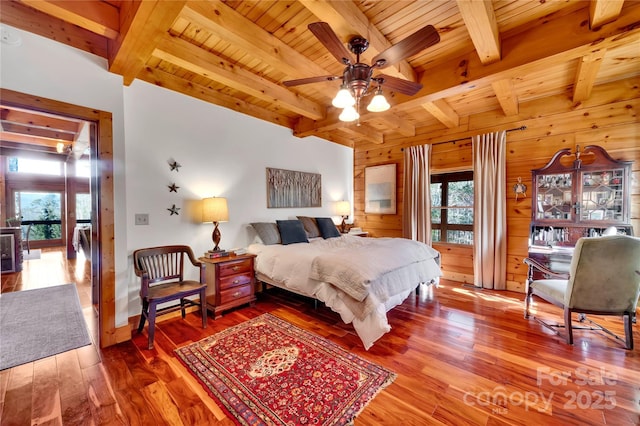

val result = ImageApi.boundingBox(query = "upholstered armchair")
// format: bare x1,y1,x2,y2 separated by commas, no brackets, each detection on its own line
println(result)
523,235,640,349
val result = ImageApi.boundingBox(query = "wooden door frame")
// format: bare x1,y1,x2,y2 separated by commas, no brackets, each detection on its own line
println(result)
1,88,123,348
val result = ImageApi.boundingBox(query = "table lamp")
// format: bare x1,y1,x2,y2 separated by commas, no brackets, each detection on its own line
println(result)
202,197,229,251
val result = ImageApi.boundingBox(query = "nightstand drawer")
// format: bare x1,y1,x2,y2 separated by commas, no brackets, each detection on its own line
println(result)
218,258,253,277
219,272,253,290
220,284,252,304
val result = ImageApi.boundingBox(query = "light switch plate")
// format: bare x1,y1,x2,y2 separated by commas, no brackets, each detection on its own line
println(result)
135,213,149,225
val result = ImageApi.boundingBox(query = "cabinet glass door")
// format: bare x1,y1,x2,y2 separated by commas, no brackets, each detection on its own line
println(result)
580,169,625,222
535,173,573,221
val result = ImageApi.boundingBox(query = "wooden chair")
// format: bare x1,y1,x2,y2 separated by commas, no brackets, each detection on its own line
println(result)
133,245,208,349
524,235,640,349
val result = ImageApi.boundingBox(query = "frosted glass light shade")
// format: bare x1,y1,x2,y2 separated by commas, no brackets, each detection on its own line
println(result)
367,93,390,112
339,105,359,122
332,87,355,108
202,197,229,223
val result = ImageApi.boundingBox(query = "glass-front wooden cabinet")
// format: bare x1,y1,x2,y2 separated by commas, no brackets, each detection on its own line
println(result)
528,145,633,277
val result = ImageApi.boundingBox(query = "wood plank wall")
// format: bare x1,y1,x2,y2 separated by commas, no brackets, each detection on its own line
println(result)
353,77,639,292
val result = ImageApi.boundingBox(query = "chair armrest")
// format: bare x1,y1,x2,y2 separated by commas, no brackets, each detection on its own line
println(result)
184,247,202,267
199,263,206,284
140,272,150,298
523,257,570,279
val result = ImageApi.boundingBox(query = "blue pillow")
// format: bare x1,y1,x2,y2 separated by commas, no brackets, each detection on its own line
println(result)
276,220,309,245
315,217,341,239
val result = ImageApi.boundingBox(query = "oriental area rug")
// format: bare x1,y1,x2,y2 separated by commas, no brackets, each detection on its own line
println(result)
175,313,396,425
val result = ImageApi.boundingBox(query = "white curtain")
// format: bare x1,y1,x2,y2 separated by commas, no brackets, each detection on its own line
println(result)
402,144,431,244
472,131,507,290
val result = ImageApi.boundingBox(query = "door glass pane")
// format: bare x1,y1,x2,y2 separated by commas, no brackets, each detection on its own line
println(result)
14,191,62,242
76,193,91,221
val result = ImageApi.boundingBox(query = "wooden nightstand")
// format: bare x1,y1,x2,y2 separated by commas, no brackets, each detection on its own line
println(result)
199,253,257,319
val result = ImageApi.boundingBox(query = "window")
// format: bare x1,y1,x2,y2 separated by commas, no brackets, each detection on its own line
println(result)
8,157,63,176
14,191,63,242
431,171,474,244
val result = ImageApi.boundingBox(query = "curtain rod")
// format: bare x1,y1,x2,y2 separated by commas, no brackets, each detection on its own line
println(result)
401,125,527,151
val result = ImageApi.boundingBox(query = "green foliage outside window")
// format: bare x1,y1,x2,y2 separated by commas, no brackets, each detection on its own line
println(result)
431,171,474,244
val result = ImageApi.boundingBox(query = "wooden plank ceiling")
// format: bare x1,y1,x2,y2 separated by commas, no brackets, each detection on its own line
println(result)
1,0,639,149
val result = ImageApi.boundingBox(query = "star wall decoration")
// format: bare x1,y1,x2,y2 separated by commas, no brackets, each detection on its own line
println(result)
169,160,181,172
168,183,179,193
167,204,180,215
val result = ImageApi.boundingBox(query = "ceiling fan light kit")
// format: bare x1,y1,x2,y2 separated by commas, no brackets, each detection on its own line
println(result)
339,105,360,122
332,84,356,108
366,87,391,112
284,22,440,123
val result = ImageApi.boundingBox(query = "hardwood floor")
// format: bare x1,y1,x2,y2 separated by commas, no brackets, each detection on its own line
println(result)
1,248,638,425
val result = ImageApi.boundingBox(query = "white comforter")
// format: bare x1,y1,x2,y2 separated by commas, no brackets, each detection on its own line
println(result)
248,235,441,349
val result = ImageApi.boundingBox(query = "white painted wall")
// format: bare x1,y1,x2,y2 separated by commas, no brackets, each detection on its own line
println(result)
1,25,353,322
0,25,130,326
123,80,352,315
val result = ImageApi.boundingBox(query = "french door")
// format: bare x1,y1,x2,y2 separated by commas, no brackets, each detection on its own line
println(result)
14,190,65,248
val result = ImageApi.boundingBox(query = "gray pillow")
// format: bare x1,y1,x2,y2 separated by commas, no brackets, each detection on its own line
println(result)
297,216,321,238
250,222,281,245
276,220,309,245
315,217,341,239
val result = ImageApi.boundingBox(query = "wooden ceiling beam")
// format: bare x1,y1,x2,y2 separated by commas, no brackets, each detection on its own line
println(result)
340,125,384,145
491,78,519,116
109,0,186,86
396,4,640,111
456,0,501,65
298,0,416,82
1,106,84,135
183,0,330,80
18,0,119,39
0,0,108,58
572,49,607,102
137,67,296,130
374,114,416,137
421,99,459,128
153,35,325,120
0,130,63,148
589,0,624,28
0,122,75,141
305,4,640,134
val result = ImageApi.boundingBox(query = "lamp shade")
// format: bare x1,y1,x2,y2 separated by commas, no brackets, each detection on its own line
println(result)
367,92,390,112
339,105,359,122
332,85,355,108
336,200,351,216
202,197,229,223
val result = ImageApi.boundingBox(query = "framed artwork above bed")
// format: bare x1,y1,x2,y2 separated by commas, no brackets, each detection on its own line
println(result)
365,163,396,214
266,167,321,208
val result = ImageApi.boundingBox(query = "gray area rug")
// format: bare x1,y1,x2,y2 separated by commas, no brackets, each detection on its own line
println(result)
0,283,91,370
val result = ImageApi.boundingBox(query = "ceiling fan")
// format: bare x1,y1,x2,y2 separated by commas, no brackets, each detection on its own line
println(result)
283,22,440,122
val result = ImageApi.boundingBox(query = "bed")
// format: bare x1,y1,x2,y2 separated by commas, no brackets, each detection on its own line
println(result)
247,219,441,349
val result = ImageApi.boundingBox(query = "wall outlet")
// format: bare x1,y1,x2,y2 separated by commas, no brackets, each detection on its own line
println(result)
135,213,149,226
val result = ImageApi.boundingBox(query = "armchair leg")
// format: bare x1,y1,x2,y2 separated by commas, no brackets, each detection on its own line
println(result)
564,308,574,345
138,300,148,333
200,289,207,329
524,287,532,319
624,314,634,350
180,298,186,319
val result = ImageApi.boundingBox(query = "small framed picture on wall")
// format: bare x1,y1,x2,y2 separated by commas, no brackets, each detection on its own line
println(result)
365,163,396,214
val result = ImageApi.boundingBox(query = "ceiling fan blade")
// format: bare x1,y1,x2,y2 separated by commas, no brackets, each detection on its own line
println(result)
308,22,353,65
283,75,341,87
377,74,423,96
373,25,440,68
